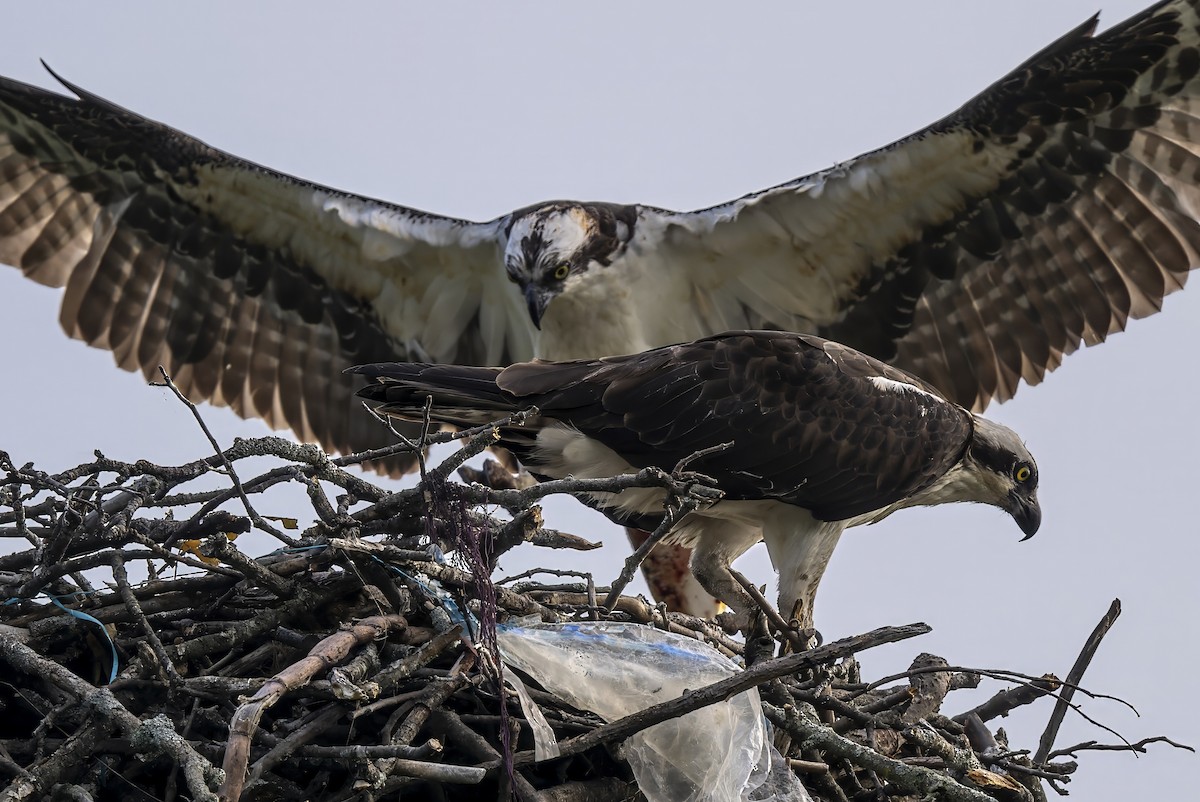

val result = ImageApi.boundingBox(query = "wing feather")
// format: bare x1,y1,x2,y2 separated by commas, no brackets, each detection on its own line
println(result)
0,71,532,470
109,243,165,371
647,0,1200,409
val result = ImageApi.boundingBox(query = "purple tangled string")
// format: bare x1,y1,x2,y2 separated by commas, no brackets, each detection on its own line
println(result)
425,477,516,793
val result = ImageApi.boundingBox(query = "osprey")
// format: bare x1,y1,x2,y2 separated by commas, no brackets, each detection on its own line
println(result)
0,1,1193,613
351,331,1041,628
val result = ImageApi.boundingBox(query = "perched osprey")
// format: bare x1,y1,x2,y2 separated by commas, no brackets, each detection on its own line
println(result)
351,331,1042,627
0,1,1194,613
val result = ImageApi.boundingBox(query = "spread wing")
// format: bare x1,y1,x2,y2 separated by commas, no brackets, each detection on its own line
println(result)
500,331,972,521
0,68,534,465
645,0,1200,410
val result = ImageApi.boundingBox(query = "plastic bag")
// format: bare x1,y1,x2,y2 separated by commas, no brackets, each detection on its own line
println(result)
497,621,810,802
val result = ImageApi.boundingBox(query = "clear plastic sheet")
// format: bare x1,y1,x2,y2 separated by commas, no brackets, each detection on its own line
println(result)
498,621,810,802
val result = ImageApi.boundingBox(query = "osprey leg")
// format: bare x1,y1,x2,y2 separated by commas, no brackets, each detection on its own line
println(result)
760,507,847,630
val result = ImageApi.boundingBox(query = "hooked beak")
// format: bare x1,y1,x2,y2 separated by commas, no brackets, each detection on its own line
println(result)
1008,491,1041,541
524,285,551,330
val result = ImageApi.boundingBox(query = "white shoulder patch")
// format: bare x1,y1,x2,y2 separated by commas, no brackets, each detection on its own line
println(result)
868,375,939,401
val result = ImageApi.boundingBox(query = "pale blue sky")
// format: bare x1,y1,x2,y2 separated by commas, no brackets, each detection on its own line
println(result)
0,3,1195,798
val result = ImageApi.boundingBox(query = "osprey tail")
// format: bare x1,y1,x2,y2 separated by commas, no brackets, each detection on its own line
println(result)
349,362,520,423
348,363,545,458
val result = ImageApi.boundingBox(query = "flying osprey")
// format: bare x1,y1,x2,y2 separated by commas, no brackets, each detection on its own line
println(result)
0,2,1194,612
351,331,1041,627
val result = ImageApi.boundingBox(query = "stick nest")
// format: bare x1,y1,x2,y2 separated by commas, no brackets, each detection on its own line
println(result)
0,400,1188,802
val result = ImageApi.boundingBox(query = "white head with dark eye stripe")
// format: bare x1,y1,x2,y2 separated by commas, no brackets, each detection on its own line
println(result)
961,416,1041,538
902,415,1041,539
504,202,636,328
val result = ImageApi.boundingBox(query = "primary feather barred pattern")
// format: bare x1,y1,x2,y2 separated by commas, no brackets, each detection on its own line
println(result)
889,3,1200,407
657,0,1200,411
0,72,519,472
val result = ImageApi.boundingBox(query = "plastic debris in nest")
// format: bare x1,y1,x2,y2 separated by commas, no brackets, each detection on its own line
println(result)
498,620,811,802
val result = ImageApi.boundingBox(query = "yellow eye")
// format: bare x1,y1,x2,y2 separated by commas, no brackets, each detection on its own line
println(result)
1014,465,1031,483
553,263,570,280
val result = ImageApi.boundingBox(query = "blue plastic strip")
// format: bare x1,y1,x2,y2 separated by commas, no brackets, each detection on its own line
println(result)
48,596,119,684
4,593,119,684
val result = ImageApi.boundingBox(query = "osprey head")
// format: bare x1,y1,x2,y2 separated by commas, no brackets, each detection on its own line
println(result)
503,202,635,328
961,416,1042,539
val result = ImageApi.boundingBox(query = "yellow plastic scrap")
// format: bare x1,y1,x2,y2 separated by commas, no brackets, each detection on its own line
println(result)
177,531,241,565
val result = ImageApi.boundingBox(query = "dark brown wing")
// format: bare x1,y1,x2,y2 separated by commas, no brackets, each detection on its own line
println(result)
499,331,973,521
650,0,1200,410
0,69,530,472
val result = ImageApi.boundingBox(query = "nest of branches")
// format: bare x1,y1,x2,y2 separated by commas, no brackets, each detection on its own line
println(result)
0,380,1188,802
